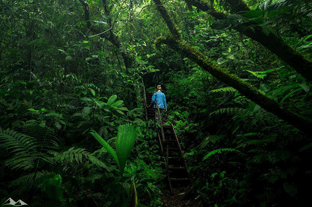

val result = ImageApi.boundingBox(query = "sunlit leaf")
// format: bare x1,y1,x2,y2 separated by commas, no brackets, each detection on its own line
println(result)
107,95,117,105
90,129,119,168
116,124,137,175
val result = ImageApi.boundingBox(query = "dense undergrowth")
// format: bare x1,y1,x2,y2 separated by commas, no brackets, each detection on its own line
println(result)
1,0,312,206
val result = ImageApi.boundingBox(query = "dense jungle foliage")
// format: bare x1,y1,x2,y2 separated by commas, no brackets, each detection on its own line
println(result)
1,0,312,206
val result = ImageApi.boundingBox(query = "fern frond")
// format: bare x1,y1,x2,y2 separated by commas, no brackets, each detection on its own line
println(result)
85,172,104,183
22,125,59,151
210,87,236,93
203,148,241,160
209,107,245,116
200,135,226,148
0,128,38,151
50,147,110,171
10,170,56,188
0,128,40,170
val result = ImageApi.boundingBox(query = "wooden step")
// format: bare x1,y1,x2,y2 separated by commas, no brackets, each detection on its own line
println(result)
163,125,172,129
168,156,183,159
169,177,190,181
164,140,176,144
168,166,186,170
166,147,179,151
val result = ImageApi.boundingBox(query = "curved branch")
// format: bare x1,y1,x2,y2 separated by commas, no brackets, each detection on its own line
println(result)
153,0,181,39
184,0,312,81
155,37,312,135
152,0,312,134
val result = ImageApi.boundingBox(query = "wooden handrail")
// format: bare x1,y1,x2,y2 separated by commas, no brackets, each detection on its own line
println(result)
171,124,193,185
155,102,166,143
141,79,148,121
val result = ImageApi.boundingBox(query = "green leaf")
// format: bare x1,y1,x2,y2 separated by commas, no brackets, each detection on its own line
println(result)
90,129,120,168
116,124,137,175
65,56,73,61
55,122,61,130
118,107,128,111
299,83,310,93
107,95,117,105
89,88,96,97
283,182,298,197
246,70,267,79
82,107,92,117
299,142,312,152
111,100,123,107
203,148,240,160
280,88,302,105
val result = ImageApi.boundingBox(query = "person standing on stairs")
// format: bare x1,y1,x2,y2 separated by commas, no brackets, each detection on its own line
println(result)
148,85,167,124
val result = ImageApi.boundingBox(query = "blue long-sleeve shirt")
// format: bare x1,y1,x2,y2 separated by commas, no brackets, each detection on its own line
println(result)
151,91,167,110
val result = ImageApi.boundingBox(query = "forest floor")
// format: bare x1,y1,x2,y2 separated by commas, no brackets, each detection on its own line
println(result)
161,186,201,207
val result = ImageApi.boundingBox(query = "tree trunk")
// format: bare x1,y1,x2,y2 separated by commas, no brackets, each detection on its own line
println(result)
152,0,312,135
184,0,312,81
78,0,134,69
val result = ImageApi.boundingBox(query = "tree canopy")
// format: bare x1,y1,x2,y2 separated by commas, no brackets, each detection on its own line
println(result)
1,0,312,206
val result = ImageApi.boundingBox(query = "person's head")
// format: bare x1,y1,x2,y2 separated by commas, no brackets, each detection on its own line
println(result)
157,85,162,91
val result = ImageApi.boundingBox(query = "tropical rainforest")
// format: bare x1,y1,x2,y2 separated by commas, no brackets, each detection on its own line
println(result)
0,0,312,206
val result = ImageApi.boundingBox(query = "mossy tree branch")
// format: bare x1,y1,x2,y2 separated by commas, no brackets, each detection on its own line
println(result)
155,37,312,135
184,0,312,81
152,0,181,39
153,0,312,135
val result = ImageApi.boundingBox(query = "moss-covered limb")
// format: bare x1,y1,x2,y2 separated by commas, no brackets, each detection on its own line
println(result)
152,0,181,39
184,0,312,81
155,37,312,135
235,25,312,81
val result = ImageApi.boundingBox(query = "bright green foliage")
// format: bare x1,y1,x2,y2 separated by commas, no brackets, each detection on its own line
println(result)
41,174,63,201
0,128,53,170
203,148,241,160
90,129,120,169
91,124,137,175
116,124,138,175
0,0,312,206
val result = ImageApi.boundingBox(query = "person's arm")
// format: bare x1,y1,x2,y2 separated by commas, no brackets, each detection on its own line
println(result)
163,94,167,111
149,93,156,107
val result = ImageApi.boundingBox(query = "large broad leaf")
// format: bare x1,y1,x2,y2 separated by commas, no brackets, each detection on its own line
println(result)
90,129,119,168
111,100,124,107
82,106,92,117
107,95,117,105
116,124,137,175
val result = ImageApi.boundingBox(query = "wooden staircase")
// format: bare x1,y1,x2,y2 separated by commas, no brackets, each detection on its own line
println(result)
144,92,192,193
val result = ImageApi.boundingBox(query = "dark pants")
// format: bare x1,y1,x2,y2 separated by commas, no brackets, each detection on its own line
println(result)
155,108,164,124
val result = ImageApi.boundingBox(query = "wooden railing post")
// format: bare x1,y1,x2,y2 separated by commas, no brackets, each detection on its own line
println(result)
155,102,166,143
